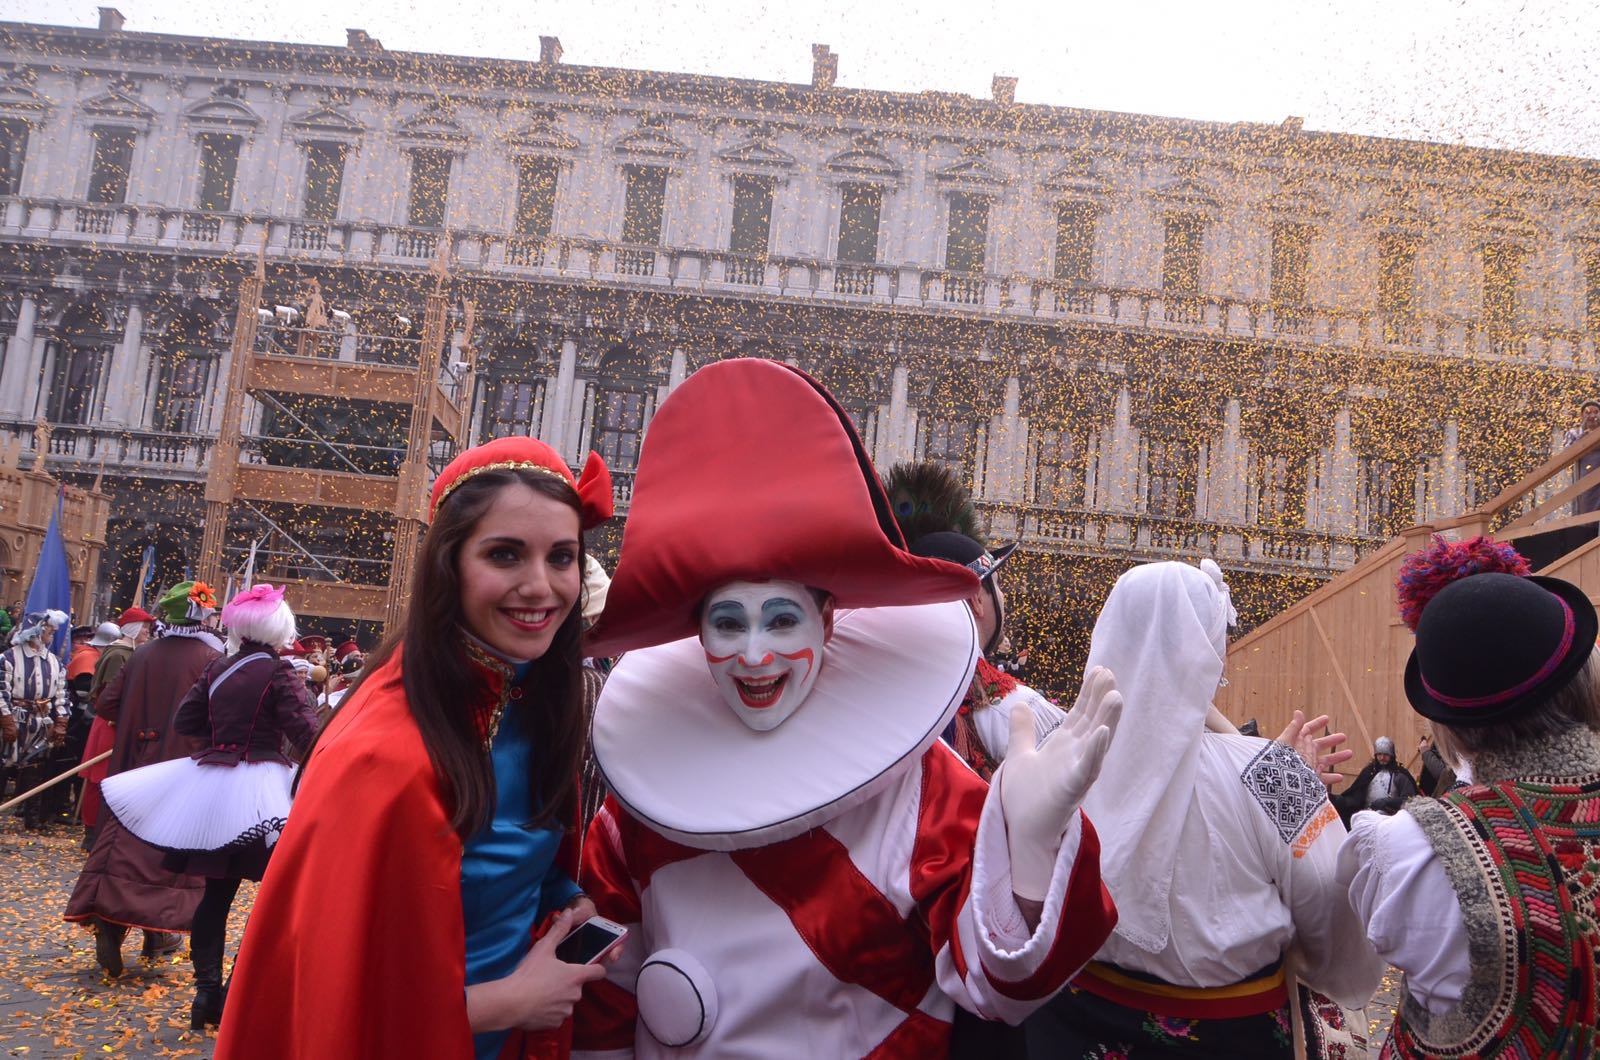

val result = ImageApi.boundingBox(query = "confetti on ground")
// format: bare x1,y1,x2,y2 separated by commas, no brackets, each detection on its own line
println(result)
0,815,253,1059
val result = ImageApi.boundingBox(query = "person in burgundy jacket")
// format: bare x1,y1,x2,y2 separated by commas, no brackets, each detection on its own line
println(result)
64,581,223,977
101,583,318,1029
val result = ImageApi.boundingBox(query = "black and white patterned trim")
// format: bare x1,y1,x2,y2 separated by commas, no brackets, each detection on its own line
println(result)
1240,741,1327,845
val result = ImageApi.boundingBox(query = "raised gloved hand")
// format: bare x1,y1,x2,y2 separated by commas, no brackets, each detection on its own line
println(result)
48,718,67,747
998,665,1122,902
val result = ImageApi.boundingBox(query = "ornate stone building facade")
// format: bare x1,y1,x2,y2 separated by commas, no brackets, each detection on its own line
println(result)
1,12,1597,682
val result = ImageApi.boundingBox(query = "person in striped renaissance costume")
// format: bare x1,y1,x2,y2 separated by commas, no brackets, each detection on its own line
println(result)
0,609,69,830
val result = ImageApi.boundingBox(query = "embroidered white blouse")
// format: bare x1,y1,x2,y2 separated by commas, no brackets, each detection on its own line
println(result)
1337,807,1472,1014
1094,733,1386,1009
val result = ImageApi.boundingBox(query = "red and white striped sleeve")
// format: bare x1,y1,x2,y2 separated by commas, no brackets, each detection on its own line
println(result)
911,743,1117,1025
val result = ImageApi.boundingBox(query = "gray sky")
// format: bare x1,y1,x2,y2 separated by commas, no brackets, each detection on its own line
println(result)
14,0,1600,158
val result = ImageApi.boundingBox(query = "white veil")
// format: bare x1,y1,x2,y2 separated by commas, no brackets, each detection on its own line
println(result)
1078,559,1236,953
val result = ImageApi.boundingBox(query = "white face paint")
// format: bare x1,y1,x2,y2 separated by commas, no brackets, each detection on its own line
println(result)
700,579,828,732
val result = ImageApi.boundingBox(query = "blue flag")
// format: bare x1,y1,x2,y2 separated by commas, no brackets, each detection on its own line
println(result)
25,488,73,660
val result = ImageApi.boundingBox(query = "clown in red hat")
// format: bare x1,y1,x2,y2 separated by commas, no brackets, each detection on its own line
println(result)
574,358,1123,1055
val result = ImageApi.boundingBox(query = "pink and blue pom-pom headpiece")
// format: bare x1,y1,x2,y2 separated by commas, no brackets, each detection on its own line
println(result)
1396,534,1531,632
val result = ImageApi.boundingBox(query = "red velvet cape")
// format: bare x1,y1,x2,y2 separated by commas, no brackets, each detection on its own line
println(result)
215,652,578,1060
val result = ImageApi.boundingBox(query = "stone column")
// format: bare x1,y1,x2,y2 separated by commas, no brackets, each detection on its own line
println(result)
656,347,687,407
541,337,578,449
1320,408,1357,533
1206,398,1247,522
877,362,914,468
1097,387,1137,511
102,301,146,428
0,291,39,417
983,376,1027,503
1438,420,1463,520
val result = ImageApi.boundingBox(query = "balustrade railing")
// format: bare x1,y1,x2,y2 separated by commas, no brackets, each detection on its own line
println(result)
181,213,223,242
4,197,1592,372
616,247,657,276
825,264,870,295
0,420,215,473
725,255,765,286
989,501,1377,573
289,222,330,251
75,206,114,235
506,238,546,268
942,274,986,305
395,229,439,259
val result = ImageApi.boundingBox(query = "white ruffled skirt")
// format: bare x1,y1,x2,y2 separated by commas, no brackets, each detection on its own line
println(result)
101,757,294,854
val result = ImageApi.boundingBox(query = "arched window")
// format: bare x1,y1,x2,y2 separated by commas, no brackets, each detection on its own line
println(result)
589,345,657,472
919,365,980,486
46,303,112,425
154,311,222,433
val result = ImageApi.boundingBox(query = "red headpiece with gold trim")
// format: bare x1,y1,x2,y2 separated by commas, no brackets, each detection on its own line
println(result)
429,436,614,529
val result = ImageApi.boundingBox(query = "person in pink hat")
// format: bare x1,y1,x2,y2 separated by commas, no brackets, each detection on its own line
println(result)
100,583,318,1029
573,359,1124,1057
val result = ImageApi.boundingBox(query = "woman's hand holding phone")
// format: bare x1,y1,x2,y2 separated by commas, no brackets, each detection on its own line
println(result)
465,907,613,1033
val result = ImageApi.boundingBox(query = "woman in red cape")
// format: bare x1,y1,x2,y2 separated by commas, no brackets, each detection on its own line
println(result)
216,438,616,1059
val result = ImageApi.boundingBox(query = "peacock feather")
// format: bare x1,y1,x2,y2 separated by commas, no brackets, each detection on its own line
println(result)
882,461,979,545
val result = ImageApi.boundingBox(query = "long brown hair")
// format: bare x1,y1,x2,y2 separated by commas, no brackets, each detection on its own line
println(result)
343,469,588,840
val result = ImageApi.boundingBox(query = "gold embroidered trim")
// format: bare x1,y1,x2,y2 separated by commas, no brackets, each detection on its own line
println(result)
432,461,570,518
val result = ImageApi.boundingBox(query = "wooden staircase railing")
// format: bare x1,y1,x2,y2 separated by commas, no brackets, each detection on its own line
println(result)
1216,425,1600,777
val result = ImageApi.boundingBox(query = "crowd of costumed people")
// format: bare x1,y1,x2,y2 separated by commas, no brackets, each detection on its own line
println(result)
11,358,1593,1058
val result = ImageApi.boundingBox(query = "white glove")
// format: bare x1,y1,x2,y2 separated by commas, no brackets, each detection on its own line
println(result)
997,665,1122,902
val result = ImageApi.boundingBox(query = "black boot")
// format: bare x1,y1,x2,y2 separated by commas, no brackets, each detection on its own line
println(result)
94,919,126,978
189,917,226,1029
190,985,224,1030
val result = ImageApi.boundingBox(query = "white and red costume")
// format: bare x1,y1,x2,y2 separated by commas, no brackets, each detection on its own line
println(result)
573,360,1117,1058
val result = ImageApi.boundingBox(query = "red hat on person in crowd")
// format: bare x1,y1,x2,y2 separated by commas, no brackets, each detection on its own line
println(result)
300,635,329,654
585,358,979,658
429,436,614,529
116,606,156,626
282,640,308,658
334,639,362,662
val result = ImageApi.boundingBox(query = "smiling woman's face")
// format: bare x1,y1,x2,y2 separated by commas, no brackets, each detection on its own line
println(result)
699,579,830,731
458,481,582,662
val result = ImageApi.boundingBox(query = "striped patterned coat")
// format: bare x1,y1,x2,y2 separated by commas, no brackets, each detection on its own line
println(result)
0,642,68,767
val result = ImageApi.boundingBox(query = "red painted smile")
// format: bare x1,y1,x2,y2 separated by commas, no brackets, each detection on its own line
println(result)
733,672,790,708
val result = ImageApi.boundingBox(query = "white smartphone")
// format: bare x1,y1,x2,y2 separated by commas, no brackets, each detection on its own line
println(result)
555,915,628,965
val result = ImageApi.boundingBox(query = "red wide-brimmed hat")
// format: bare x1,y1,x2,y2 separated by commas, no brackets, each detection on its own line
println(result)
430,436,613,528
333,639,362,661
115,606,156,626
585,359,978,657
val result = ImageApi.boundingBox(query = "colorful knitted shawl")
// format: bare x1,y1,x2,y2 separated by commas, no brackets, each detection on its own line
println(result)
1386,747,1600,1059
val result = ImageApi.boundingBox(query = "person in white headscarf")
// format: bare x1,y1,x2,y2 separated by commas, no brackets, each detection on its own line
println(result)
1024,560,1383,1059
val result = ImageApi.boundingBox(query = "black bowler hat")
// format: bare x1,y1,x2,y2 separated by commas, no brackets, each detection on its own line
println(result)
908,532,1018,583
1405,573,1597,726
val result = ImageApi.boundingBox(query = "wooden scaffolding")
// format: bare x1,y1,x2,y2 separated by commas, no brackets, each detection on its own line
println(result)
1217,427,1600,779
196,250,477,632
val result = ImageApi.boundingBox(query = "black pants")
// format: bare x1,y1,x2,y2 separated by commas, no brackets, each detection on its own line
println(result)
191,877,243,987
9,759,52,827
